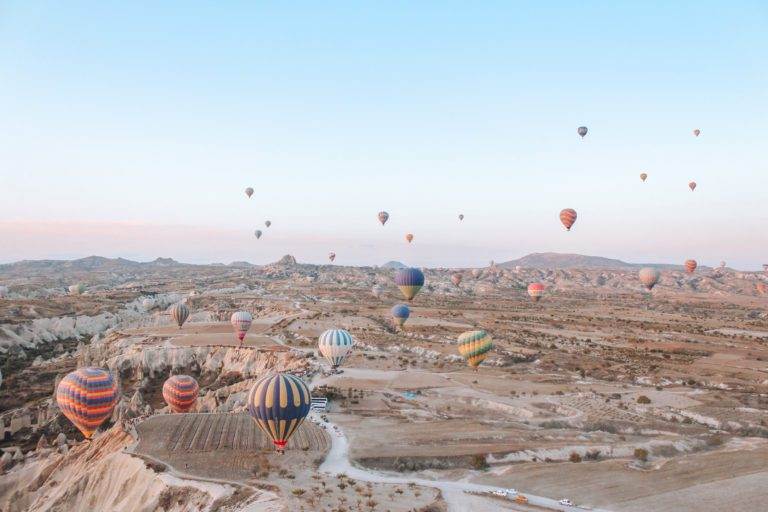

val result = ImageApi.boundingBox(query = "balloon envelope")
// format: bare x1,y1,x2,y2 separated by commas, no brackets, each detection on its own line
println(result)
265,220,271,228
693,129,701,137
247,373,311,452
451,273,463,286
639,267,661,290
169,303,190,328
405,233,414,243
231,311,253,342
559,209,577,231
684,259,698,274
245,187,254,198
163,375,199,413
640,173,648,182
458,214,464,221
318,329,354,368
527,283,545,302
255,230,262,239
457,330,493,368
395,268,425,301
378,211,389,226
391,304,410,327
56,368,118,439
577,126,588,138
689,181,697,191
328,252,336,262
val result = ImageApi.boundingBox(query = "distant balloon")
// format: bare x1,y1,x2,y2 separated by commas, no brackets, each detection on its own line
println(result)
756,282,767,295
328,252,336,262
719,261,726,268
684,259,697,274
640,173,648,182
245,187,254,198
318,329,354,368
169,303,190,328
68,283,85,296
56,368,118,439
395,268,425,301
458,214,464,221
457,330,493,368
255,230,263,239
639,267,661,291
693,129,701,137
247,373,310,452
559,209,577,231
405,233,414,243
142,298,154,310
378,211,389,226
451,273,463,286
688,181,697,191
527,283,545,302
265,220,271,228
391,304,410,328
471,269,483,279
163,375,199,413
231,311,253,343
577,126,588,138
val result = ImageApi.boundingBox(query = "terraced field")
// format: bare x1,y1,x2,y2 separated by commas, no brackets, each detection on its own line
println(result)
134,413,330,481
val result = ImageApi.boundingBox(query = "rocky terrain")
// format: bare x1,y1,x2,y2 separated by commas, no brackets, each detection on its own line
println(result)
1,254,767,512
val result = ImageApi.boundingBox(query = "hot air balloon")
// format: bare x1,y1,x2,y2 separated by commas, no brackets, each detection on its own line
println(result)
451,273,463,286
391,304,410,328
163,375,199,413
56,368,118,439
684,259,698,274
255,230,263,239
693,129,701,137
265,220,271,228
169,303,190,328
231,311,253,343
247,373,311,452
318,329,354,368
68,283,85,296
371,285,383,298
142,298,154,310
688,181,697,191
639,267,661,291
719,261,726,269
756,282,767,295
378,211,389,226
458,214,464,221
640,173,648,182
405,233,414,243
457,330,493,369
577,126,588,138
395,268,425,301
527,283,545,302
559,209,577,231
471,269,483,279
328,252,336,263
245,187,254,198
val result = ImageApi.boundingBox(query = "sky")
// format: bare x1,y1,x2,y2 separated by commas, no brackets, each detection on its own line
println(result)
1,2,766,269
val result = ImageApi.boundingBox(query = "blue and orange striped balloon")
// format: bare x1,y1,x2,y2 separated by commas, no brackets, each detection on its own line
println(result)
56,367,118,439
391,304,410,328
163,375,199,413
394,268,425,301
247,373,311,452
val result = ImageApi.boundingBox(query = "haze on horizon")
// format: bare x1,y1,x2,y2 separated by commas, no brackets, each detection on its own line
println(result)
1,2,766,269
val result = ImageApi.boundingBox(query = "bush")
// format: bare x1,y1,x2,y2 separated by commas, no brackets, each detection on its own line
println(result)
569,452,582,463
584,449,601,461
470,454,489,470
637,395,651,404
634,448,648,462
291,489,306,496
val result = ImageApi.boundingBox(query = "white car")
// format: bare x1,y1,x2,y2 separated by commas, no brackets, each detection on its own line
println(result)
493,490,506,497
559,498,574,506
506,488,517,496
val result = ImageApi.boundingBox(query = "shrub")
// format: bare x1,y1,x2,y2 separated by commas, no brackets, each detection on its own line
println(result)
634,448,648,462
637,395,651,404
291,489,306,496
569,452,582,463
470,454,489,470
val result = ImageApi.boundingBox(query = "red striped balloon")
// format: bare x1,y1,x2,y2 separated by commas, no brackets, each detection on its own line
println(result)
559,209,577,231
56,368,118,439
527,283,545,302
684,259,697,274
163,375,199,413
689,181,697,191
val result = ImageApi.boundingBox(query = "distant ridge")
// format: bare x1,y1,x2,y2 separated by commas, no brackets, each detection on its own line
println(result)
381,261,406,269
498,252,684,270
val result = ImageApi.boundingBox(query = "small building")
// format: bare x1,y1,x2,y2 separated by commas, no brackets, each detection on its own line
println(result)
310,397,328,412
